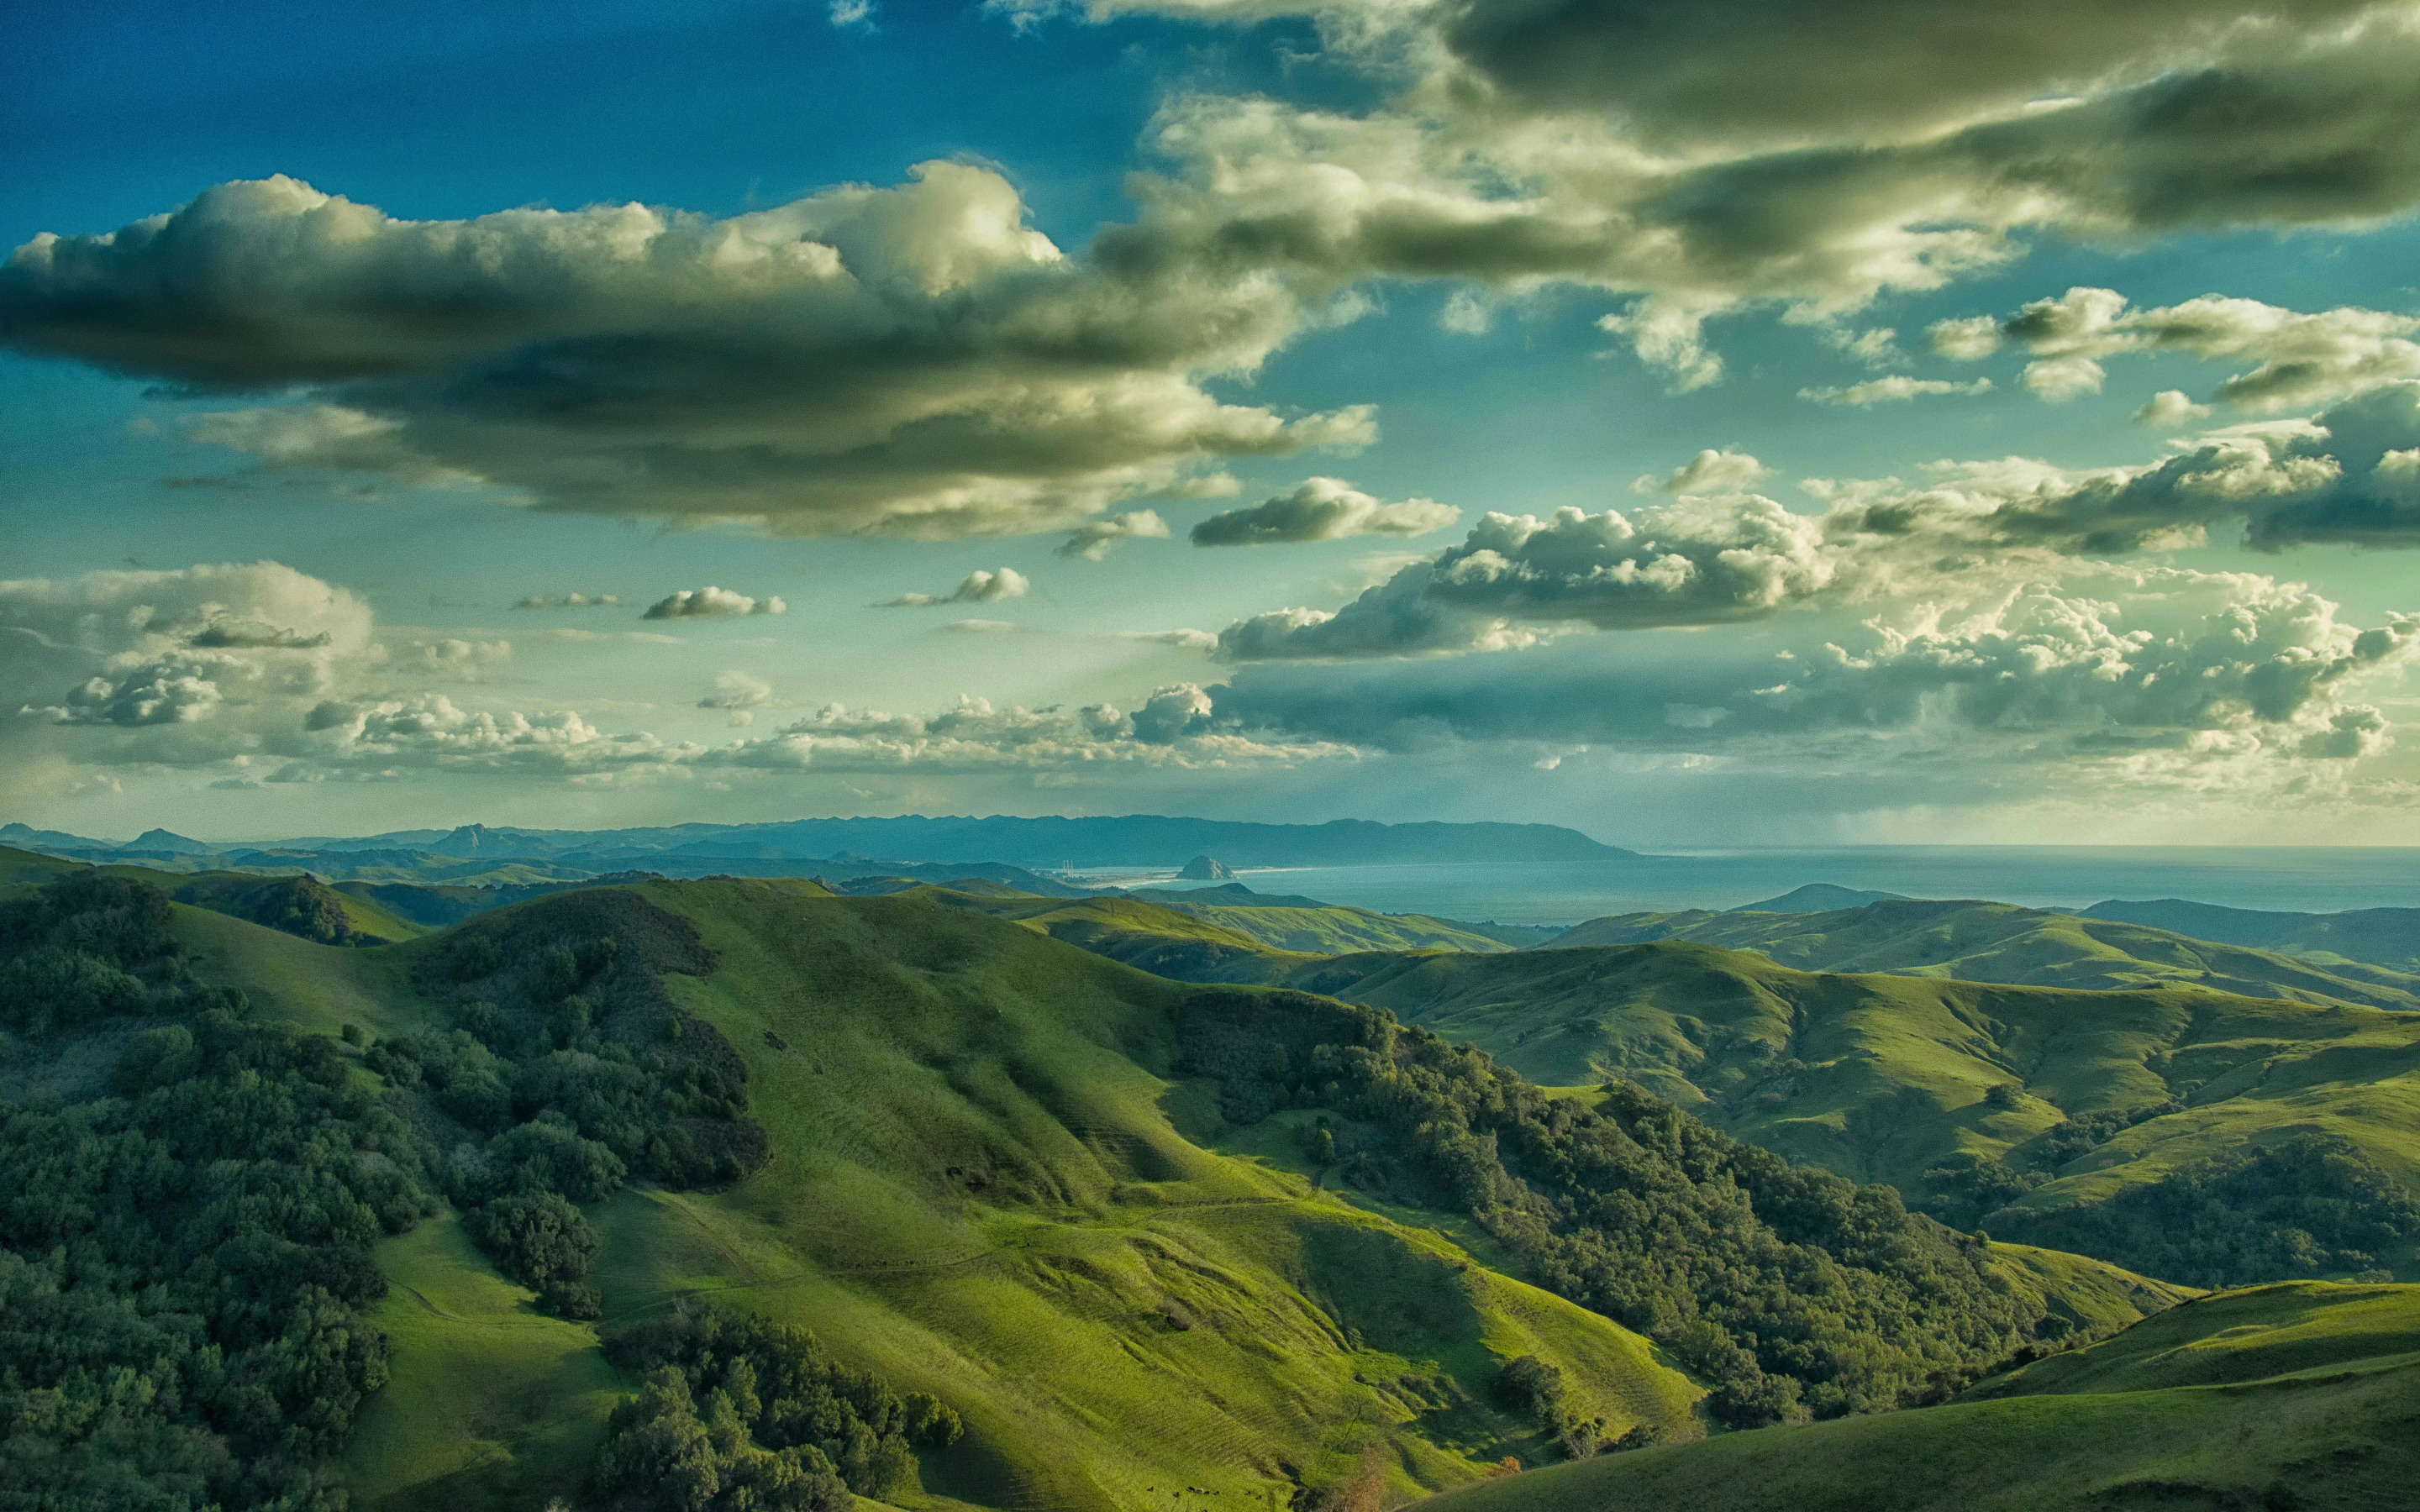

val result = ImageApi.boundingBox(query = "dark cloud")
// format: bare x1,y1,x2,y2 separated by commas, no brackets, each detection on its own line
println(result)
1191,477,1458,545
0,170,1373,538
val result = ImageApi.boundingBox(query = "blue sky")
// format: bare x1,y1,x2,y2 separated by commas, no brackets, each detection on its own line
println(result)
7,0,2420,845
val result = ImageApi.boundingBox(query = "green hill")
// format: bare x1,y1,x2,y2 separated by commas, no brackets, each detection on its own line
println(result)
1234,942,2420,1282
2084,897,2420,975
1548,897,2420,1011
4,863,2211,1512
33,874,1711,1511
1421,1280,2420,1512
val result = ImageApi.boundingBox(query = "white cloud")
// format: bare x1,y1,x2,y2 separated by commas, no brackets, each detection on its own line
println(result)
2022,355,2107,402
642,586,788,620
1121,627,1219,649
881,567,1029,606
1799,376,1994,407
1059,509,1174,559
1631,449,1770,495
513,592,621,609
944,618,1021,633
1190,477,1459,545
1218,495,1838,659
1209,565,2418,790
1947,287,2420,411
411,638,512,680
2135,390,2214,428
698,671,775,710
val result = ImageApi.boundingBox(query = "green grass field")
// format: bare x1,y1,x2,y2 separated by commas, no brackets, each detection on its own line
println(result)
1419,1282,2420,1512
157,880,1704,1511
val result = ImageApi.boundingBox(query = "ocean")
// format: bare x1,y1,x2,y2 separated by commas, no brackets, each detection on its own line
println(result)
1114,847,2420,926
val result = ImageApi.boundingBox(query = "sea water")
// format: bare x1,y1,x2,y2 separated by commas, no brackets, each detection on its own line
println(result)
1130,847,2420,927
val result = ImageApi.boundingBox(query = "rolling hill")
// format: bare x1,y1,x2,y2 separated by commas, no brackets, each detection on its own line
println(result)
3,859,2214,1512
1423,1279,2420,1512
913,887,2420,1285
2083,897,2420,975
1546,896,2420,1011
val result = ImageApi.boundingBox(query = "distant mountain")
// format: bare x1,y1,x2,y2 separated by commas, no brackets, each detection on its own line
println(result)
1728,882,1911,912
116,814,1633,869
0,822,108,850
123,827,215,854
2085,897,2420,974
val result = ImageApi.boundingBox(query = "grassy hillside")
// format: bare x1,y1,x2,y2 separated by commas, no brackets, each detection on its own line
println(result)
2085,897,2420,975
1548,897,2420,1011
1125,885,1525,954
1419,1281,2420,1512
159,883,1704,1512
1255,942,2420,1274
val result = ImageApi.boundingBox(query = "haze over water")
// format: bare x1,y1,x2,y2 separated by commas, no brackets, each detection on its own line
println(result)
1160,848,2420,925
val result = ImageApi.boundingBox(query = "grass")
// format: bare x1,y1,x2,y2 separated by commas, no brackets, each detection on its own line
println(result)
1418,1282,2420,1512
159,880,1707,1512
1258,940,2420,1268
1549,898,2420,1011
343,1215,626,1512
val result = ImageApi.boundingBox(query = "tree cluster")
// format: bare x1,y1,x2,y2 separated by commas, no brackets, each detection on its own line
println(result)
1180,990,2054,1428
595,1305,960,1511
2003,1132,2417,1288
367,890,771,1315
0,874,438,1510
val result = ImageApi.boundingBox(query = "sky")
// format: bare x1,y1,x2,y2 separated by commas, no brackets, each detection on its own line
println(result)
6,0,2420,847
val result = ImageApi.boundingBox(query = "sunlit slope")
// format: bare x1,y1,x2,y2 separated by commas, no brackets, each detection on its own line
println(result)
934,889,1321,984
1419,1283,2420,1512
171,884,1702,1512
1277,942,2420,1213
610,883,1702,1512
1549,897,2420,1010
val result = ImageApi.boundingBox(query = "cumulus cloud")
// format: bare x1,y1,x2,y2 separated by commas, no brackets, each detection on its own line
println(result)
642,586,788,620
2136,391,2214,428
410,638,512,680
1059,509,1174,559
944,618,1020,633
513,592,621,610
1210,379,2420,666
1190,477,1459,545
699,672,774,724
2,561,370,771
880,567,1029,606
1208,566,2417,789
0,170,1376,538
1799,376,1994,407
0,559,1362,797
1218,495,1836,659
1632,449,1769,495
1947,286,2420,411
1828,381,2420,553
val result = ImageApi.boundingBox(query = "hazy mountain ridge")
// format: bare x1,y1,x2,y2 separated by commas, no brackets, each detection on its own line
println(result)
1,813,1632,873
